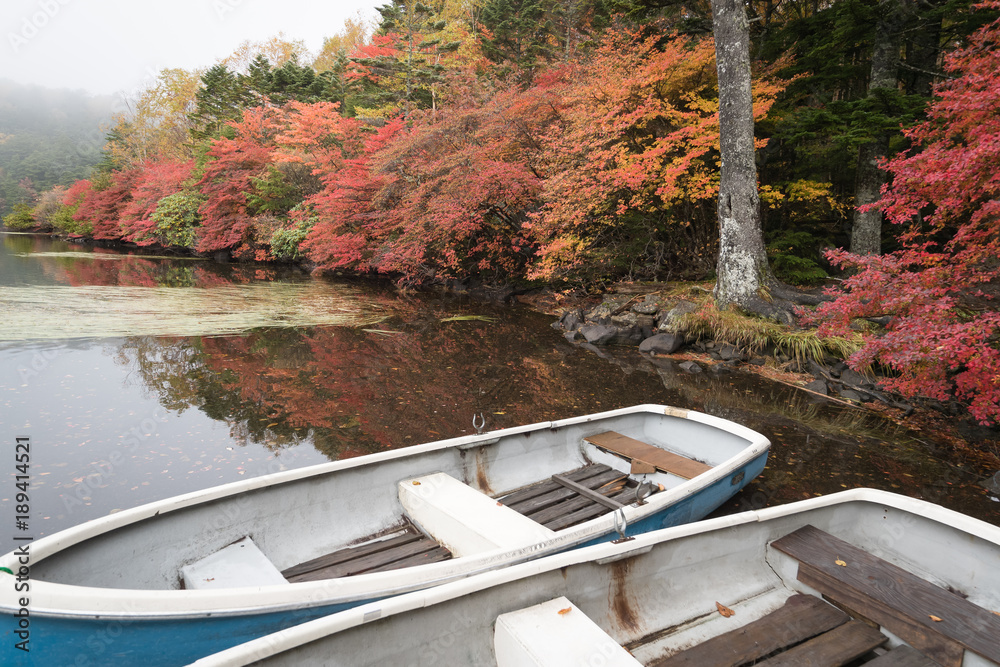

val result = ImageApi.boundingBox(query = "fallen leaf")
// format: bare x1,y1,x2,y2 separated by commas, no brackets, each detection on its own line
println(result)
412,481,421,486
929,615,943,622
558,607,572,615
835,559,847,567
716,602,735,617
496,501,503,506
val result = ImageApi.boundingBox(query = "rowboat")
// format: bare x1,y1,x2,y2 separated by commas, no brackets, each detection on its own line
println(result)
0,404,769,666
191,488,1000,667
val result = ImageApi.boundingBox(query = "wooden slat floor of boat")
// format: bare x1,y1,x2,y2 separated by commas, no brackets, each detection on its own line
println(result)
497,463,638,531
652,593,911,667
772,524,1000,666
282,523,452,583
654,594,850,667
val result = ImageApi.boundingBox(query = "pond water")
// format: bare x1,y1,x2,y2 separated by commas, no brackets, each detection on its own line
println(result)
1,232,997,554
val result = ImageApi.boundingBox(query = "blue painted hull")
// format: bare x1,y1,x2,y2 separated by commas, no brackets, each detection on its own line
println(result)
1,450,767,666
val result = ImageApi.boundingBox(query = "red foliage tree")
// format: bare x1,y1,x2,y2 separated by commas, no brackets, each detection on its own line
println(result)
364,82,551,282
301,118,405,273
811,1,1000,422
74,169,141,240
119,160,195,245
196,107,278,256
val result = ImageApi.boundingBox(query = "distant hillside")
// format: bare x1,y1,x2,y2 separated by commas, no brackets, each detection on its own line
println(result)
0,79,115,216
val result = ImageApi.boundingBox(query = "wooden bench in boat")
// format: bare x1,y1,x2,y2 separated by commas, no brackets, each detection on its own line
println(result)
282,464,639,583
653,594,889,667
494,596,642,667
498,464,638,531
181,537,288,589
399,472,556,557
282,521,451,583
584,431,712,479
771,524,1000,667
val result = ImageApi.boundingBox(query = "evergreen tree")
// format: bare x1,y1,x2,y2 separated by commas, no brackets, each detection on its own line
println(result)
189,65,251,141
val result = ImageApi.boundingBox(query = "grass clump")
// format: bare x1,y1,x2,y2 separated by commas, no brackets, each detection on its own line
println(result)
679,301,861,365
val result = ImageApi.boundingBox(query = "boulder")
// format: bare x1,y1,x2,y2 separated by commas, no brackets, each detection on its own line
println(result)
564,329,582,342
804,379,828,395
839,368,873,388
656,300,699,334
639,333,685,355
717,344,745,362
678,360,703,374
557,309,585,331
580,324,618,345
838,388,865,402
632,295,661,315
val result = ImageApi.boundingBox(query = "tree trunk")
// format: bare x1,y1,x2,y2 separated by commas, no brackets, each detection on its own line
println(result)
850,0,903,256
711,0,775,315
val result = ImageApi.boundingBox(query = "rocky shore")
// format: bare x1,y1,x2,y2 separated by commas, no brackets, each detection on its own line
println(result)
550,288,982,430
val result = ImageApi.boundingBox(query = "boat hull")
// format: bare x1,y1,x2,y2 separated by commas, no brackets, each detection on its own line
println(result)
190,489,1000,667
0,405,769,666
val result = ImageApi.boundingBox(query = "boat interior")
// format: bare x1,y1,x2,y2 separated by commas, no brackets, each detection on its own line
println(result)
499,523,1000,667
183,429,710,588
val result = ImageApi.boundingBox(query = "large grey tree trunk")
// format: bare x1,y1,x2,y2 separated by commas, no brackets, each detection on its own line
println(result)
850,0,903,255
711,0,775,314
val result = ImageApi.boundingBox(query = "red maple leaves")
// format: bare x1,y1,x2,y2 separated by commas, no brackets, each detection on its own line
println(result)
811,1,1000,422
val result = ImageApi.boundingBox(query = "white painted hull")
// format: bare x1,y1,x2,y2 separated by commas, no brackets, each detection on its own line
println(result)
0,404,769,666
192,489,1000,667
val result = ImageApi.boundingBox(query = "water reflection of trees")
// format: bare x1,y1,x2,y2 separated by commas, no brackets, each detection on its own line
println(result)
111,303,997,523
113,304,681,460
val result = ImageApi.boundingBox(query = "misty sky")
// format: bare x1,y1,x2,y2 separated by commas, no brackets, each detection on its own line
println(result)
1,0,381,98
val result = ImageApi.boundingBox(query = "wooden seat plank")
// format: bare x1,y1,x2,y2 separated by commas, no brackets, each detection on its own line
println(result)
755,620,887,667
865,646,943,667
584,432,711,479
771,525,1000,667
282,528,422,579
654,594,849,667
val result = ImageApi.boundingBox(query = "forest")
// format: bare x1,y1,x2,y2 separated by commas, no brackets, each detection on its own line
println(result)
4,0,1000,424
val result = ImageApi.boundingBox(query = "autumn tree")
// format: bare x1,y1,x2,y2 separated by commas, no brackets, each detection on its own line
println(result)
103,68,201,168
528,32,727,283
353,0,461,116
811,1,1000,423
118,160,196,246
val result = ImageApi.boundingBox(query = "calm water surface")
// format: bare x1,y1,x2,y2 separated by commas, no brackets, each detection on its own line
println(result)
1,232,997,553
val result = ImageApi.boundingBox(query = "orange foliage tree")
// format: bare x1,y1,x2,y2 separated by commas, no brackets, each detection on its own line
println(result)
526,26,787,283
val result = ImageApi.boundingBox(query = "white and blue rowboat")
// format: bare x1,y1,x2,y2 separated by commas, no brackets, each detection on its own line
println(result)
192,488,1000,667
0,404,768,666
